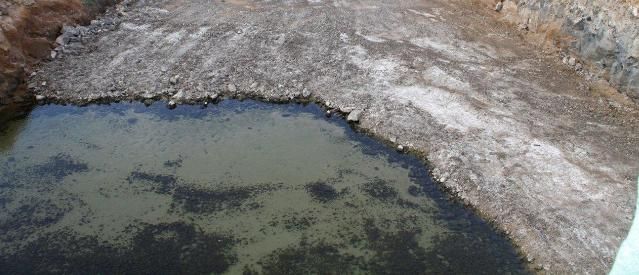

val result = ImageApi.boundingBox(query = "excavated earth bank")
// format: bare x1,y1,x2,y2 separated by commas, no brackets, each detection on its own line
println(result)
0,0,117,121
487,0,639,102
22,0,639,273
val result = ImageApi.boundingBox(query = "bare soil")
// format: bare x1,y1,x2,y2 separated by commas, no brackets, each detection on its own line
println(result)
27,0,639,273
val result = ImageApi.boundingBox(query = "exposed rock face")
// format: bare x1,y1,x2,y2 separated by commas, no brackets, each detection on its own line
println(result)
495,0,639,102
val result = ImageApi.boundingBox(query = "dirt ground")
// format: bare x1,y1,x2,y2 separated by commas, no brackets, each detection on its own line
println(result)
29,0,639,273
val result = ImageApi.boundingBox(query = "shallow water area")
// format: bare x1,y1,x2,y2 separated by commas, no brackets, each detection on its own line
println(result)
0,100,528,274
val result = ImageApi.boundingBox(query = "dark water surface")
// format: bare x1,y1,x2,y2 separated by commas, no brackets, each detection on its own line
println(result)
0,100,528,274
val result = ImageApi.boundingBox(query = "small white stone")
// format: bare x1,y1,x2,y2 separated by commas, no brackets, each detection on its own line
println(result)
142,92,155,99
167,100,177,109
41,81,47,86
347,110,363,122
633,7,639,17
396,145,404,152
172,90,185,99
568,57,576,66
340,106,354,113
495,1,503,12
35,95,45,101
302,88,311,98
169,75,180,85
205,92,218,101
227,83,237,92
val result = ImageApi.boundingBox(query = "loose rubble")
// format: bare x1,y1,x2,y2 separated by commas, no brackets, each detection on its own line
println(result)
52,18,119,59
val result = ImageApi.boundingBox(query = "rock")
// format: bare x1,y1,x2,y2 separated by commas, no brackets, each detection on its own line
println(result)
527,256,535,263
172,90,186,99
165,87,177,95
55,35,67,45
347,110,362,122
340,106,354,113
633,7,639,18
495,1,503,12
41,81,47,86
575,62,583,71
142,92,155,99
169,75,180,85
61,25,76,35
143,99,154,106
250,82,258,89
167,100,177,109
227,83,237,92
630,38,639,59
50,51,57,59
302,88,311,98
205,92,218,101
568,57,576,66
396,145,405,152
325,110,332,117
35,95,45,101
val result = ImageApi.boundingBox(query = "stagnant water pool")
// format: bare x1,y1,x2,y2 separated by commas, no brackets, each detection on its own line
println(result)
0,100,528,274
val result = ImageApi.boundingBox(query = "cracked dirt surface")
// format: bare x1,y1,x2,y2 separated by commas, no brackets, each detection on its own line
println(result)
29,0,639,273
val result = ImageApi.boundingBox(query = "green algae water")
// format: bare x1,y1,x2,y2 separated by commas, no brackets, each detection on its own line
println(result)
0,100,527,274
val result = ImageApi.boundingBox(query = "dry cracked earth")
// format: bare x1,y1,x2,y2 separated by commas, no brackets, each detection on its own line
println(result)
29,0,639,273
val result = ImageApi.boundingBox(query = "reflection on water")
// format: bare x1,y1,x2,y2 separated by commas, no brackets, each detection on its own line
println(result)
0,100,528,274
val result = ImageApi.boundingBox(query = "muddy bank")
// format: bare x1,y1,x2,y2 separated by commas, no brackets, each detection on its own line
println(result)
487,0,639,102
0,0,118,122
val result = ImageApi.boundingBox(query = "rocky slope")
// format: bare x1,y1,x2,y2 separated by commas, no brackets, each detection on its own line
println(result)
492,0,639,102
